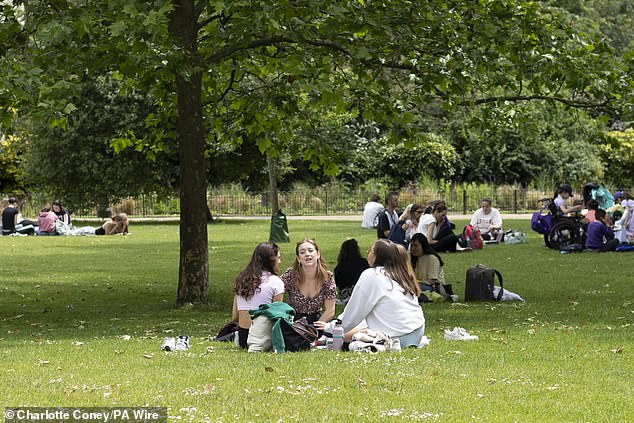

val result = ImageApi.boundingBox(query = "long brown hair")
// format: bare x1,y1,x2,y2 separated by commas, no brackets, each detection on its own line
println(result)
290,239,329,286
371,239,420,297
232,242,280,299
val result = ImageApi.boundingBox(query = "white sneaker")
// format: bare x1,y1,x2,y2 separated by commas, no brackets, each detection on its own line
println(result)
444,327,478,341
174,335,190,350
161,337,176,351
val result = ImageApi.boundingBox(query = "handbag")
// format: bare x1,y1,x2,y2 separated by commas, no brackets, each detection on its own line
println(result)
465,264,503,301
280,317,319,352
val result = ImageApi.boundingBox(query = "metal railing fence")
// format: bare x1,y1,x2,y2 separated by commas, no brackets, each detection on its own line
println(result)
4,187,618,219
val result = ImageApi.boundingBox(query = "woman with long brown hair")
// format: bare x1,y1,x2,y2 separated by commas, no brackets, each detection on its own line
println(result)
232,242,284,349
338,239,425,347
281,239,336,324
417,201,463,252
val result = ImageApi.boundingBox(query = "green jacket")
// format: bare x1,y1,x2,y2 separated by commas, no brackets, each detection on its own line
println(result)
249,302,295,353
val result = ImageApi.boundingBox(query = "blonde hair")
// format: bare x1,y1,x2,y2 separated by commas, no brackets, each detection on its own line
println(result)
104,213,129,235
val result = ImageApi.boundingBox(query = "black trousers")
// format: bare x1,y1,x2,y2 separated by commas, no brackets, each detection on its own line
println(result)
238,327,249,349
432,226,458,253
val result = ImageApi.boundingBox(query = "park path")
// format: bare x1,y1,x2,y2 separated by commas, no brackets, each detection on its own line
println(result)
76,213,533,223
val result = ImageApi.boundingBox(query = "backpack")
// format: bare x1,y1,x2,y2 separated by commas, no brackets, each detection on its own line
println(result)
530,204,553,235
388,221,408,247
465,265,504,301
462,225,483,249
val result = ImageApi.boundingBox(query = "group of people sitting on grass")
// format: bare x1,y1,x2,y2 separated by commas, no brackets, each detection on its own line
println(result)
553,184,634,251
370,191,504,253
230,232,463,351
0,197,129,236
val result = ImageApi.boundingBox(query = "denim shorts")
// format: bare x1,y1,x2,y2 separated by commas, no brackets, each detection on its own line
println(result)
397,324,425,348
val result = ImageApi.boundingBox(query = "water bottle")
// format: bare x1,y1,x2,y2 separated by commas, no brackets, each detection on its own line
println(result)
466,235,471,249
331,319,344,351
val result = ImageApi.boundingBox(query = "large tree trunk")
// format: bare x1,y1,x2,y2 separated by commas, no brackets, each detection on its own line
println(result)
170,1,208,304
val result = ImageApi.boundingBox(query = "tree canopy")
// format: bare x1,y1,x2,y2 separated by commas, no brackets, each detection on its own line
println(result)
1,0,631,303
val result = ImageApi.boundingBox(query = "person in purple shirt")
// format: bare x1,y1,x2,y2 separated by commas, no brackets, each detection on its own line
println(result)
585,209,619,252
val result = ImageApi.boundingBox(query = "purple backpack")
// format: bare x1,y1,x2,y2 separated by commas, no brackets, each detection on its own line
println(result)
531,204,553,235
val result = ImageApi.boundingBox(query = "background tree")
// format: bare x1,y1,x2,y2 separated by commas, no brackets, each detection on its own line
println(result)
22,75,176,212
444,102,606,185
597,129,634,188
0,134,26,194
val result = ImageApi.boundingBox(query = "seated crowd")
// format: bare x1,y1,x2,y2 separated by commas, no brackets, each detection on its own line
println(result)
0,197,129,236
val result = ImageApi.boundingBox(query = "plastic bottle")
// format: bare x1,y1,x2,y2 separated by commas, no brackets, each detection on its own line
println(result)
466,235,471,249
331,319,344,351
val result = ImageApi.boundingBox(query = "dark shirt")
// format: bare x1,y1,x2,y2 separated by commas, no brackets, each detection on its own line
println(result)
334,257,370,291
55,210,72,225
2,207,19,233
377,209,398,239
585,221,614,249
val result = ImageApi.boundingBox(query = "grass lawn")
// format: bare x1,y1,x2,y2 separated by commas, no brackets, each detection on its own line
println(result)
1,219,632,422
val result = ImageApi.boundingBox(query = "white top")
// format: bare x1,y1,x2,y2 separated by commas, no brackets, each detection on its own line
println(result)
236,272,284,311
617,202,634,237
469,207,502,235
342,267,425,337
554,195,566,213
362,201,385,229
416,214,438,239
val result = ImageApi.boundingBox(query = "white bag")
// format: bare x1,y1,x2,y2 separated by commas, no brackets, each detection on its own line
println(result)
55,220,72,236
247,315,273,352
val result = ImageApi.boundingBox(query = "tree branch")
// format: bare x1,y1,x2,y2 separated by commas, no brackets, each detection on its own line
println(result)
218,67,237,102
197,13,222,31
465,95,613,109
204,35,295,64
194,0,207,18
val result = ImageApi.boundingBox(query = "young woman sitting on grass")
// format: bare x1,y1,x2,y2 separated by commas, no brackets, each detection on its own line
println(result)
409,233,452,300
318,239,425,348
281,239,336,324
334,239,369,305
232,242,284,349
417,201,466,252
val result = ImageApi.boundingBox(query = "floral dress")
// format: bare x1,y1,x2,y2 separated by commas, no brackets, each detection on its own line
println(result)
281,269,336,318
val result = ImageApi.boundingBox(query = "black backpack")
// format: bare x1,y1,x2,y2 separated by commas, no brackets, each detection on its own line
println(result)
465,264,504,301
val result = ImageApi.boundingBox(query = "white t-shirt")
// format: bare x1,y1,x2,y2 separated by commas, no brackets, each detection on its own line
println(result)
236,272,284,311
416,214,438,239
554,195,566,214
342,267,425,337
469,207,502,235
362,201,385,229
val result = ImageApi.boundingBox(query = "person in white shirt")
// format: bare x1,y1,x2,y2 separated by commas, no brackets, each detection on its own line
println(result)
470,198,503,241
232,242,284,349
337,239,425,347
361,194,385,229
553,184,583,216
